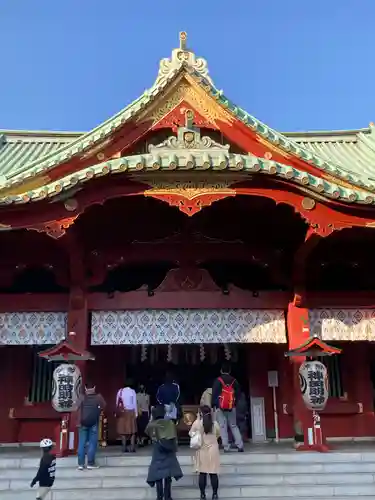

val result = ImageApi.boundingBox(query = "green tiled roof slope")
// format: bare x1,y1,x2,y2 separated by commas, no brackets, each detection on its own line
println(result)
1,127,374,185
0,130,82,179
2,149,372,206
288,127,375,183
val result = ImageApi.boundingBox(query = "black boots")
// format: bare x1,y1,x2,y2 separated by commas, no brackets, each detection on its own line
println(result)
164,477,172,500
156,480,164,500
156,477,172,500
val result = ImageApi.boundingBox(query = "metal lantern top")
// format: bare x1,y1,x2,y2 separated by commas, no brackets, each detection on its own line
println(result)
286,335,341,358
38,333,95,362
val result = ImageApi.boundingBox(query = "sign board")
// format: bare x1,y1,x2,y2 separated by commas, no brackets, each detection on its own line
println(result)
268,371,279,388
250,397,266,442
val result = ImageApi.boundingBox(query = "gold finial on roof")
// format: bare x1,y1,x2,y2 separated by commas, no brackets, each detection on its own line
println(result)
153,32,214,88
179,31,187,51
370,122,374,127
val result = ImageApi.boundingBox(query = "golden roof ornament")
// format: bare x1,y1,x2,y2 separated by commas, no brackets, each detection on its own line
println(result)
153,32,214,88
149,109,229,152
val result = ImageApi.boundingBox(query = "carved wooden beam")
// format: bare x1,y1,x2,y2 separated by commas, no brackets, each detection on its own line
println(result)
143,182,236,216
234,186,371,234
85,241,285,288
90,241,277,264
26,216,78,239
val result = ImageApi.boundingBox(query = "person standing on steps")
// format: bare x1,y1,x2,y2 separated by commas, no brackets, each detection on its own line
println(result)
116,379,138,453
146,404,183,500
189,405,220,500
77,381,106,470
156,371,181,423
212,362,244,452
136,383,151,447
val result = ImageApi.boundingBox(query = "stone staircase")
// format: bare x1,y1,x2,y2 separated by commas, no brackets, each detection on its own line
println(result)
1,448,375,499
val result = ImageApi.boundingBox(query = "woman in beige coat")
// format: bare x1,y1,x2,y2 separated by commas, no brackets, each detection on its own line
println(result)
189,405,220,500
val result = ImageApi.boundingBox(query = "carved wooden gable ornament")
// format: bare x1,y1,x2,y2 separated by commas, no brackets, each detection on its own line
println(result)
143,111,236,215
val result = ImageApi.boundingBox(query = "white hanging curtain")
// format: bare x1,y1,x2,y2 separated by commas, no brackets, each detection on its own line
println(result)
309,309,375,341
0,312,67,345
91,309,286,345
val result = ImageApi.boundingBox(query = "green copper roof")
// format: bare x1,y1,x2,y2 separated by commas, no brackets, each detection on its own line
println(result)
1,126,374,206
1,33,375,206
0,130,81,178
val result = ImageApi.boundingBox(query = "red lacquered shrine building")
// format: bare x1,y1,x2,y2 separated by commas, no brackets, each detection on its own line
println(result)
2,32,375,446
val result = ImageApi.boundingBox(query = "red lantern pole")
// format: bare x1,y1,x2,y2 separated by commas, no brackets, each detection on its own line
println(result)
286,336,341,453
38,334,95,457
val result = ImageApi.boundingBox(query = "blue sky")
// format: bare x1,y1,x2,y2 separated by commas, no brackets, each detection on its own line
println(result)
0,0,374,132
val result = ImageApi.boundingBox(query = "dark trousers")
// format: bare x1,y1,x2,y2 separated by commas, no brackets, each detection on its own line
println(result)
156,477,172,500
199,472,219,495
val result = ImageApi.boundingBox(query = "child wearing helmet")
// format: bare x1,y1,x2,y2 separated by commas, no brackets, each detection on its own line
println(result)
30,438,56,499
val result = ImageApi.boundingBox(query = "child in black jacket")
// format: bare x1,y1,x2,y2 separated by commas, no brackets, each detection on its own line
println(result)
30,438,56,499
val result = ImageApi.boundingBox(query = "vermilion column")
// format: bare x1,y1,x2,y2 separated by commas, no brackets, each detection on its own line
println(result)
67,287,89,453
287,302,328,451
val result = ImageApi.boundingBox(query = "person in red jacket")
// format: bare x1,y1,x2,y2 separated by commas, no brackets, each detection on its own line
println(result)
212,363,244,452
30,438,56,499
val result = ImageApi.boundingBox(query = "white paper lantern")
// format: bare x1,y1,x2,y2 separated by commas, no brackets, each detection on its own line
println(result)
52,364,82,412
299,360,329,411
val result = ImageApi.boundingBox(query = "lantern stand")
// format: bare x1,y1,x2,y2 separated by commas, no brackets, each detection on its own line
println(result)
285,335,342,453
38,331,95,458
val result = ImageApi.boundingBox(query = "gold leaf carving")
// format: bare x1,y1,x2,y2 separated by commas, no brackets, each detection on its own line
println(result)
144,180,235,200
0,175,51,197
137,75,234,127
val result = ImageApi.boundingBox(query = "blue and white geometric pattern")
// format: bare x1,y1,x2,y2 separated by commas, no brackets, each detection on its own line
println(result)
0,312,67,345
91,309,286,345
309,309,375,341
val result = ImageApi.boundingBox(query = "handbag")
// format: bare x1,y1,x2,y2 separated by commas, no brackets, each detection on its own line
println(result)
190,430,202,450
115,393,125,418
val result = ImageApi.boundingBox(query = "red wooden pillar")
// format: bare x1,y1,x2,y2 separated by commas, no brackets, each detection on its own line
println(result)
66,286,89,453
287,303,328,451
67,287,89,380
63,227,90,454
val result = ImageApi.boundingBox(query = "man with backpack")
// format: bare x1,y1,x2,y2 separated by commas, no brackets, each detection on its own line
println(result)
77,380,106,470
212,363,244,452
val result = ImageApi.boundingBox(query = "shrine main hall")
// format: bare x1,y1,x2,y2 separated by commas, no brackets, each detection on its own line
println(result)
1,33,375,446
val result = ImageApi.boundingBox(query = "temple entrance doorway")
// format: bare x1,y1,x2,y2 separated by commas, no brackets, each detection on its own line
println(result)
125,343,249,408
126,342,251,444
90,342,253,444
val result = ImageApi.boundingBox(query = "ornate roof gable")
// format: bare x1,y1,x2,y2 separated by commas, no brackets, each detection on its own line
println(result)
149,110,229,154
1,33,375,207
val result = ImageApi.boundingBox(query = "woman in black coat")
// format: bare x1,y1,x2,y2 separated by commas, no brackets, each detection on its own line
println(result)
145,405,183,500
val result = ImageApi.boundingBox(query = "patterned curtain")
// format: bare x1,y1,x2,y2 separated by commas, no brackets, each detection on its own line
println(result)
91,309,286,345
0,312,67,345
309,309,375,341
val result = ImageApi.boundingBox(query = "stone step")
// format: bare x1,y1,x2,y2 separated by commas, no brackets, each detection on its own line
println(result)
1,498,372,500
4,472,375,491
3,451,375,469
1,484,375,499
2,461,375,479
